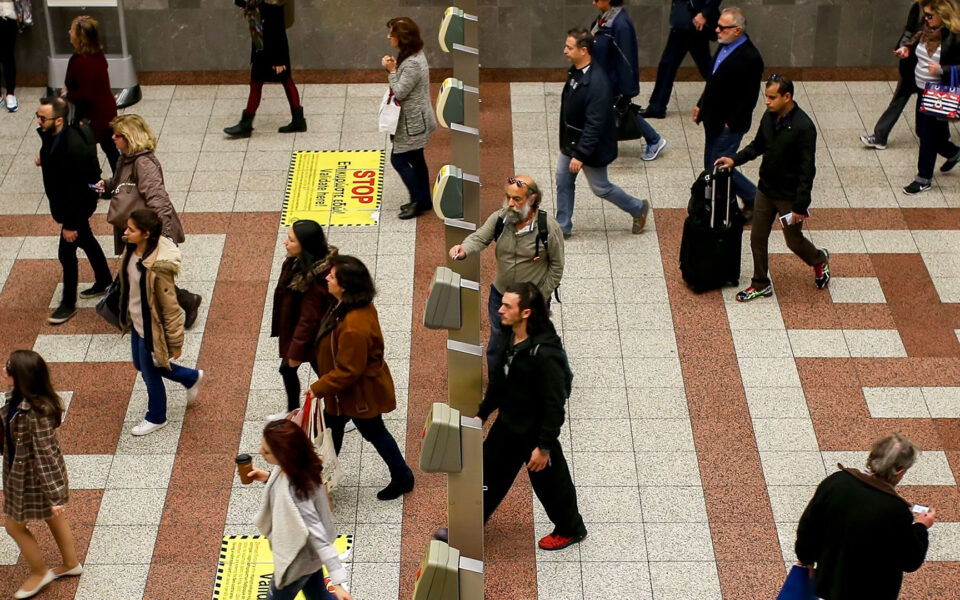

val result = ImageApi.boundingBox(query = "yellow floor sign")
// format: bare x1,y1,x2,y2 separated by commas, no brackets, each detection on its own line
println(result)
213,534,354,599
282,150,384,227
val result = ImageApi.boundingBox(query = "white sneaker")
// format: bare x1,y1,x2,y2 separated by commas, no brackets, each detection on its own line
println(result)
5,94,18,113
344,420,357,432
266,412,289,422
187,370,204,402
131,419,168,436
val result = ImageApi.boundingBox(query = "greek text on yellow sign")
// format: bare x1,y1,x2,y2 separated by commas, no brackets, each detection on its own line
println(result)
282,150,383,227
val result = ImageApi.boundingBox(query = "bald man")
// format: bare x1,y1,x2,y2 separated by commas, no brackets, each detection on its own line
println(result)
449,175,565,375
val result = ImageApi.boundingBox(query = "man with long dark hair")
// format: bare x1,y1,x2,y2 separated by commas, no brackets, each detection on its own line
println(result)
477,282,586,551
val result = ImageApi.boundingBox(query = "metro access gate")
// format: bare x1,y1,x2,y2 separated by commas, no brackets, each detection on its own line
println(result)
414,4,485,600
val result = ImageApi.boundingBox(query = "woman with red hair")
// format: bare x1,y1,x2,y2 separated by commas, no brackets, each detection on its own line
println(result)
247,419,352,600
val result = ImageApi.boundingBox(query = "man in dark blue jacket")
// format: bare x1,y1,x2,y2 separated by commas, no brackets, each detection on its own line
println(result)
35,96,113,325
643,0,721,119
694,7,764,212
557,28,651,237
477,282,586,551
590,0,667,161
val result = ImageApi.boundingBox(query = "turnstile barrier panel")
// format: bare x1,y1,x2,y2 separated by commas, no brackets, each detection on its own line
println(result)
420,403,462,473
439,7,465,53
437,78,465,129
424,267,462,330
412,540,460,600
433,165,464,219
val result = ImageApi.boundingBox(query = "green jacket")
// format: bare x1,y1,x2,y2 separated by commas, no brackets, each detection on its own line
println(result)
460,208,564,298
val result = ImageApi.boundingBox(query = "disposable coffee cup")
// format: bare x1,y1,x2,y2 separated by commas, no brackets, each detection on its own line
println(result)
236,453,254,484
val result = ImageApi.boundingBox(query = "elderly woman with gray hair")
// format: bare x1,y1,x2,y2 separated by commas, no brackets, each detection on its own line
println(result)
794,434,936,600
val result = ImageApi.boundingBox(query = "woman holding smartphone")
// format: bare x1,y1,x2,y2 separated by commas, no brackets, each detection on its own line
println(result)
1,350,82,599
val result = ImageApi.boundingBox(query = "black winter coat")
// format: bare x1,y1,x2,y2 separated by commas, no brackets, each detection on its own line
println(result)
250,2,292,82
591,9,640,100
796,469,929,600
559,64,618,167
271,256,333,363
477,322,570,454
37,124,100,230
696,36,764,135
733,104,817,215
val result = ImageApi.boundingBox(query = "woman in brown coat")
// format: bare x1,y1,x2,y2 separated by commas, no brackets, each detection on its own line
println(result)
97,114,202,329
310,255,414,501
1,350,82,599
271,220,336,415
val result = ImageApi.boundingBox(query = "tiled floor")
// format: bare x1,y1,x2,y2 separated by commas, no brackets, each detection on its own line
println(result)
0,79,959,600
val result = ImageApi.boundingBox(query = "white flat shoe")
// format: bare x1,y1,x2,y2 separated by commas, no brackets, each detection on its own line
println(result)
132,419,168,436
187,370,204,402
14,570,55,599
53,564,83,579
266,411,289,422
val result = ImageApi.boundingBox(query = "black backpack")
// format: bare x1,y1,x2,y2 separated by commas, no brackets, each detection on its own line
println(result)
493,209,550,260
530,342,574,400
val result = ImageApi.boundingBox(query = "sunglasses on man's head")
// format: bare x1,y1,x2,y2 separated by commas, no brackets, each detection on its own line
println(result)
507,177,528,187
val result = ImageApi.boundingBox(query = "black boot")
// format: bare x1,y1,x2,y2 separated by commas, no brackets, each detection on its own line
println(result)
224,112,254,138
176,286,203,329
278,107,307,133
376,473,414,501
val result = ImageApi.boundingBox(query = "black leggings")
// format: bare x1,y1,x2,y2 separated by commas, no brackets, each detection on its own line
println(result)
0,18,16,95
324,410,412,482
278,359,319,412
99,131,120,175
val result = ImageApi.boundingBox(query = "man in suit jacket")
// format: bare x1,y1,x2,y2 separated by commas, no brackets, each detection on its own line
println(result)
557,28,651,237
642,0,721,118
694,7,764,210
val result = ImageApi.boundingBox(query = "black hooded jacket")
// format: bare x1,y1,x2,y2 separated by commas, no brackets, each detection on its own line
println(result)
477,321,572,453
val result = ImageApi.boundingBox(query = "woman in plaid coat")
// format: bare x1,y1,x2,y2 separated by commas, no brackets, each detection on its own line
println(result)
1,350,82,598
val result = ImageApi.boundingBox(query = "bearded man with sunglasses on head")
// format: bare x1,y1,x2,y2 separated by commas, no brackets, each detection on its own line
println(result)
449,175,564,376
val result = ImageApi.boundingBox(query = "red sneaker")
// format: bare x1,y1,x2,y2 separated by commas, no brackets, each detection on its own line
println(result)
538,532,587,551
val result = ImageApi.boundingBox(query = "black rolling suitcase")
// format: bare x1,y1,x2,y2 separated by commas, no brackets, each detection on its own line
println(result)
679,168,744,293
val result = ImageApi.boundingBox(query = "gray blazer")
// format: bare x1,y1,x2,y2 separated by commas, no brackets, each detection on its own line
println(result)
387,51,437,154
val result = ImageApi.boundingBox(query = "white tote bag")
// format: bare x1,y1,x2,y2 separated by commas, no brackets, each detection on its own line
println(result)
307,395,345,492
378,88,402,134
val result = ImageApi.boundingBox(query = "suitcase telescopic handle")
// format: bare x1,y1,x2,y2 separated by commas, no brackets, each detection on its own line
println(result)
712,165,734,227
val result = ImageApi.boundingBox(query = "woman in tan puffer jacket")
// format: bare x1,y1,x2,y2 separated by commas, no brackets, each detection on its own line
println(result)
118,209,203,437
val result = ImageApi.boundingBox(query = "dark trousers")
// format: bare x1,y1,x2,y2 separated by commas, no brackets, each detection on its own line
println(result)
647,28,713,113
0,18,16,94
278,359,319,412
873,79,918,144
750,190,827,288
915,95,960,182
98,131,120,175
58,220,112,308
390,148,432,209
703,127,757,206
482,420,586,538
486,285,505,378
324,410,413,481
268,569,334,600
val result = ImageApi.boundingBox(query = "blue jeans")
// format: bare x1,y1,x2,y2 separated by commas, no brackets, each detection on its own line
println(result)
130,328,199,424
555,153,645,235
269,570,335,600
703,127,757,206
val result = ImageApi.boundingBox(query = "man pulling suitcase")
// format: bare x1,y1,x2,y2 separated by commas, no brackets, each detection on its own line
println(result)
715,75,830,302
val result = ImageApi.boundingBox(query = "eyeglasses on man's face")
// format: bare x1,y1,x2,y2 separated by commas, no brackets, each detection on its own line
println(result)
716,24,740,30
35,113,57,123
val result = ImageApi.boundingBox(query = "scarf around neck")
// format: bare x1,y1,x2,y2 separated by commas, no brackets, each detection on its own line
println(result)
909,22,944,57
591,6,623,35
242,0,266,51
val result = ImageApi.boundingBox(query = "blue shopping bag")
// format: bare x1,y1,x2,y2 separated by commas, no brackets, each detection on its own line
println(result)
776,565,817,600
